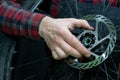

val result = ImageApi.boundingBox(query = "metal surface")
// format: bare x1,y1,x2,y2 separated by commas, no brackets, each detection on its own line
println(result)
66,15,116,69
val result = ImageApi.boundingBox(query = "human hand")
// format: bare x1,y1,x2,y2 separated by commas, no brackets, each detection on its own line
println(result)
39,16,94,60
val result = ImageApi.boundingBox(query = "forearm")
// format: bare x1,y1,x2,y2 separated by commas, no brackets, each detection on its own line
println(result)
0,1,46,40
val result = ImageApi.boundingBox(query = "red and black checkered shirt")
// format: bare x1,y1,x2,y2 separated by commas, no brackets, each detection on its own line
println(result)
0,0,118,40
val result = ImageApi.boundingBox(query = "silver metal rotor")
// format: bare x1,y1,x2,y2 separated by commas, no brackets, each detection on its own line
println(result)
66,15,116,69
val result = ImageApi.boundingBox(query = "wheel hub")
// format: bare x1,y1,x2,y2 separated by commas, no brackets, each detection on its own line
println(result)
80,32,95,48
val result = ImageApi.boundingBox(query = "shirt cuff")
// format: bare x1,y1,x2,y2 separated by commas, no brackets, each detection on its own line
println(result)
26,13,46,40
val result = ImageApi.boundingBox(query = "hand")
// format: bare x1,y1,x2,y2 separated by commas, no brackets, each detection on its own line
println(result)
39,16,94,60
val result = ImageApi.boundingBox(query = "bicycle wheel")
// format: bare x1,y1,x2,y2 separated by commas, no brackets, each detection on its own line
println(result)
10,0,120,80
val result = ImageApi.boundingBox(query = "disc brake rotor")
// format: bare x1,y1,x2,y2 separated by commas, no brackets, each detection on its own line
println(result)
66,15,116,69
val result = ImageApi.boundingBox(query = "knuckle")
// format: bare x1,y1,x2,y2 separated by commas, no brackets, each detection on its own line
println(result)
60,53,68,58
54,38,62,45
70,36,78,46
58,29,66,36
52,35,61,44
81,20,88,23
69,18,77,23
69,18,74,20
52,54,61,60
52,51,58,60
66,47,76,56
57,28,62,33
69,49,74,54
65,47,72,53
65,46,81,58
53,35,58,41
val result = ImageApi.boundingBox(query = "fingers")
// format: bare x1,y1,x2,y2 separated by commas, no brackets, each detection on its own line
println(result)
59,39,81,58
52,47,68,60
51,38,82,60
52,51,60,60
42,17,93,60
68,18,94,30
55,47,69,58
62,29,91,57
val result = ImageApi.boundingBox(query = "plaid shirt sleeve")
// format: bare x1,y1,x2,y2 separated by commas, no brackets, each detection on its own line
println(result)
0,1,46,40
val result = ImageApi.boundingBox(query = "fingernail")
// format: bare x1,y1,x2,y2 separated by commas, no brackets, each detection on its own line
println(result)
90,26,94,30
86,54,91,57
85,50,91,57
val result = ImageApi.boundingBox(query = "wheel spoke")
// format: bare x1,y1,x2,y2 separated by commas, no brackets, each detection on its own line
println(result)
99,66,114,80
13,56,52,69
9,1,119,80
65,0,74,17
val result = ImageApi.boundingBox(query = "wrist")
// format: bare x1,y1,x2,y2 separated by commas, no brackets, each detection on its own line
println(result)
38,16,54,38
